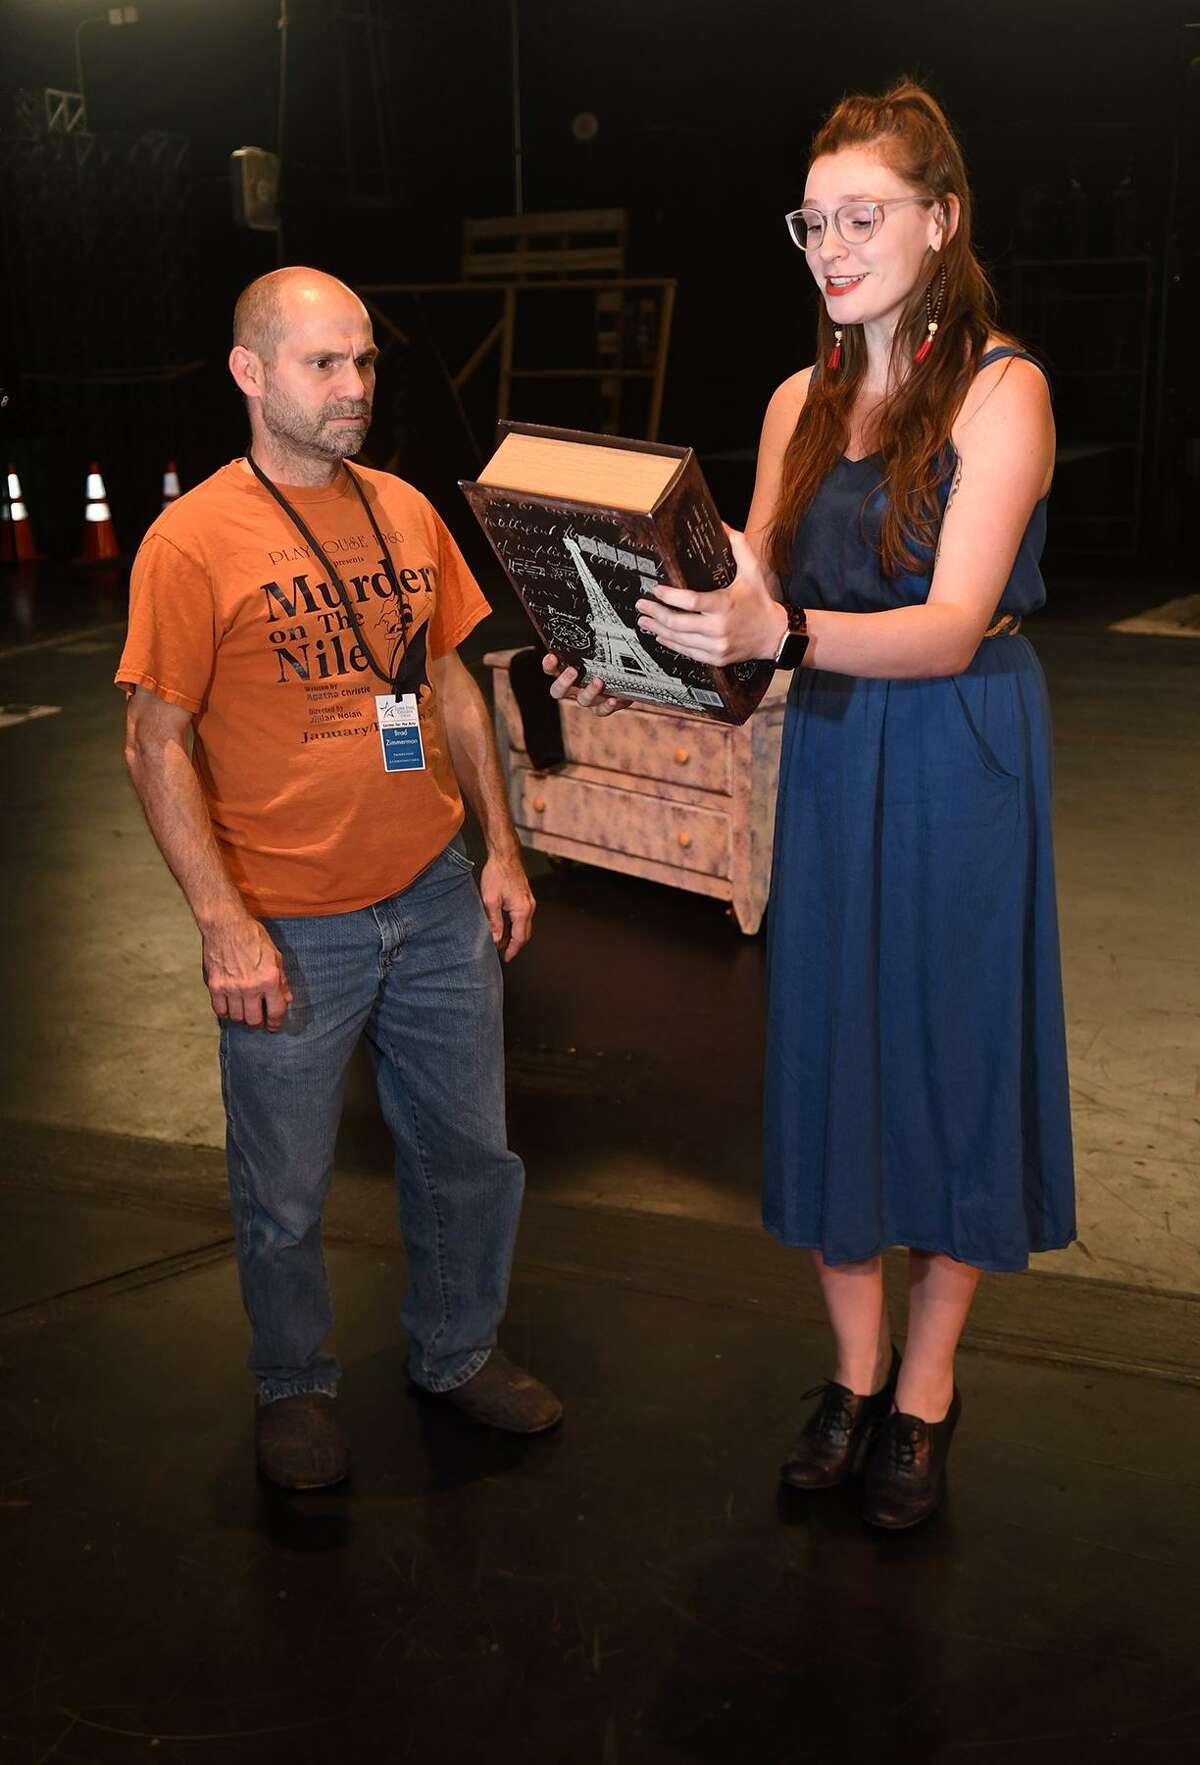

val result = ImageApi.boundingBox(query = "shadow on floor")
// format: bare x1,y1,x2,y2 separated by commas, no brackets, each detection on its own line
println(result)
2,1205,1198,1765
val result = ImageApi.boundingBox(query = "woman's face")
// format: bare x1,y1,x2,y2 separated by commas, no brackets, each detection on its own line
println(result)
801,146,950,332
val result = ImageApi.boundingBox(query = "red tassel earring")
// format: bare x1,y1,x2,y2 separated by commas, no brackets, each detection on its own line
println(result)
915,265,947,364
827,328,843,371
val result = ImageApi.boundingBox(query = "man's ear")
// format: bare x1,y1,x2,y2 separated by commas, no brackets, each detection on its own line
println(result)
229,345,264,400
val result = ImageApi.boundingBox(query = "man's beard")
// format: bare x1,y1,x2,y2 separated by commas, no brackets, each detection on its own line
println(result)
260,377,371,462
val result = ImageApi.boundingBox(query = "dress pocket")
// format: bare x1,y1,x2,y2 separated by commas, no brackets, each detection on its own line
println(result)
949,679,1019,788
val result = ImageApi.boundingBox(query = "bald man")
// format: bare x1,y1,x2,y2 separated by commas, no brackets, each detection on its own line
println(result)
117,268,560,1489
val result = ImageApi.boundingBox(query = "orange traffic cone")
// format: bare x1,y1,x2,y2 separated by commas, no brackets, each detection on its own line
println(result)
78,462,119,562
2,466,43,563
161,460,181,512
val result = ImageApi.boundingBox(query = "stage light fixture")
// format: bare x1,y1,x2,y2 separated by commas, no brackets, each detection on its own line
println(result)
231,146,281,233
72,4,140,130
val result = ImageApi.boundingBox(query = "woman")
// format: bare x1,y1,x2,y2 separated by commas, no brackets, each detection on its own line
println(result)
545,79,1075,1529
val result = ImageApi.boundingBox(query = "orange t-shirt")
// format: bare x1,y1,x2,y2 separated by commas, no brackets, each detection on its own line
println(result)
116,459,490,917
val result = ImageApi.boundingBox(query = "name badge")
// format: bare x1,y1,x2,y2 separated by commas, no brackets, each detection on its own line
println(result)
376,693,426,773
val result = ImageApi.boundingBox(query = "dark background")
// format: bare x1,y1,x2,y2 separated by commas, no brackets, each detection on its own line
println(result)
1,0,1197,575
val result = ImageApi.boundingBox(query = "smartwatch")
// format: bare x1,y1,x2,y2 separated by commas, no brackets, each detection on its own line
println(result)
773,601,810,671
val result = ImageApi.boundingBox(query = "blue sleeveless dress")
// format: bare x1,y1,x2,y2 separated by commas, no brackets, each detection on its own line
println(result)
763,347,1075,1271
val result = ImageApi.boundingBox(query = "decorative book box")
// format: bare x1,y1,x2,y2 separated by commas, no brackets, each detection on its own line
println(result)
462,423,772,724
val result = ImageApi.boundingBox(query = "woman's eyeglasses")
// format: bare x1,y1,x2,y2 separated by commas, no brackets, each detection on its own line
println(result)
785,196,933,252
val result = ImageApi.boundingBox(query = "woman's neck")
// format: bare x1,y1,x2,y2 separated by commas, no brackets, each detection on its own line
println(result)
858,311,911,398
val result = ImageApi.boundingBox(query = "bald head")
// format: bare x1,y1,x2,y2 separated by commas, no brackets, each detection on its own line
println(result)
229,266,378,477
232,266,369,363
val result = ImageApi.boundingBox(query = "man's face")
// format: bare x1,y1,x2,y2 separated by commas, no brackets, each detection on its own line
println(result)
258,293,378,462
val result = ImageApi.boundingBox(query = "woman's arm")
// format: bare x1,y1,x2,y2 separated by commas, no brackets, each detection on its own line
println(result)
638,356,1055,681
543,367,814,709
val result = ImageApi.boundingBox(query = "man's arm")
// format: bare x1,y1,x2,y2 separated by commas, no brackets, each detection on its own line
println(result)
430,650,535,962
123,686,292,1028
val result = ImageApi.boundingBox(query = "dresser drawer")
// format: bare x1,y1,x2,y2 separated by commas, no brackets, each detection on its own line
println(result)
512,766,732,878
560,703,732,795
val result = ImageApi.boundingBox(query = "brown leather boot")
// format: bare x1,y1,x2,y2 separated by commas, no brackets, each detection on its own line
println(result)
255,1393,349,1490
421,1350,563,1434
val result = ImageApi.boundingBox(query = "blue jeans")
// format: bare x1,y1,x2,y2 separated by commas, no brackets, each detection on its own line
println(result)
218,840,525,1404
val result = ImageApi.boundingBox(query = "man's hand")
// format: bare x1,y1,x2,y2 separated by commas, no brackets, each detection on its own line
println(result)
202,914,293,1029
633,528,786,666
480,847,536,962
541,653,633,716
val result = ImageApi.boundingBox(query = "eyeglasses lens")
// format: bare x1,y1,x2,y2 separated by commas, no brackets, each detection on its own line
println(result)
837,204,879,243
788,203,884,250
790,212,823,250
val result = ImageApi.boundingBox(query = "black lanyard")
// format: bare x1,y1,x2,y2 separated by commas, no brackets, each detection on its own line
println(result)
247,452,409,696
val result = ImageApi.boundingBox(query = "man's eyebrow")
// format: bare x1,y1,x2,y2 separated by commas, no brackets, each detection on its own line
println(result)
304,344,379,361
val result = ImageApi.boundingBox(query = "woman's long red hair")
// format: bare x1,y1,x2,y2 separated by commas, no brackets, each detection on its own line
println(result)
768,79,1013,579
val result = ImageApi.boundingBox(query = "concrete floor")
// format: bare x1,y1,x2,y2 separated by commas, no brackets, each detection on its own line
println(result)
0,562,1196,1299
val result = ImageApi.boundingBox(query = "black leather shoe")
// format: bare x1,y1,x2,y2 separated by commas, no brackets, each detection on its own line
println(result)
862,1388,961,1529
780,1345,901,1490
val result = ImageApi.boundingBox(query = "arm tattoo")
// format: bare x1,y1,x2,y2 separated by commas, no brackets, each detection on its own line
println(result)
934,454,963,568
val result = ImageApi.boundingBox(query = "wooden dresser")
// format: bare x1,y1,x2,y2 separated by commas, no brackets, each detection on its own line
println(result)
484,649,791,934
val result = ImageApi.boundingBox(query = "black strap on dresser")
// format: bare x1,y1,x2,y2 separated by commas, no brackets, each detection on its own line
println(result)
508,647,566,771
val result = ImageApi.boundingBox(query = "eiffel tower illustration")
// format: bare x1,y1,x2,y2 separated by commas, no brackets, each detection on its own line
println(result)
562,532,694,708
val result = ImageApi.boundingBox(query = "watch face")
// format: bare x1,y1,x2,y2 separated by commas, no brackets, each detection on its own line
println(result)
778,630,809,669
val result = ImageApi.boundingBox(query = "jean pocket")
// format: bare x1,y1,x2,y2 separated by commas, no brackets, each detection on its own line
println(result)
444,839,476,872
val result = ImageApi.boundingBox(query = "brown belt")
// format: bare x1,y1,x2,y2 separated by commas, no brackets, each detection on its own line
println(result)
984,613,1022,638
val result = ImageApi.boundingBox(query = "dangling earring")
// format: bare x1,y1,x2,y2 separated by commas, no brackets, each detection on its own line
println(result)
827,328,843,371
915,266,947,363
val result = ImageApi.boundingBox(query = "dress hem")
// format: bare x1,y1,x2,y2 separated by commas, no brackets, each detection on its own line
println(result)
761,1224,1078,1275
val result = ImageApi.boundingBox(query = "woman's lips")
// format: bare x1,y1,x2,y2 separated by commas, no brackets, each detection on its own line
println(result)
825,275,867,297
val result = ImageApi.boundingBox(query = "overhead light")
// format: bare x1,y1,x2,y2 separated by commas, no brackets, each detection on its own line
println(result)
73,6,141,130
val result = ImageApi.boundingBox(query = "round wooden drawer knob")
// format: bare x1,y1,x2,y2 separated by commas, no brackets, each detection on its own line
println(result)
533,796,547,813
674,747,691,765
676,831,692,850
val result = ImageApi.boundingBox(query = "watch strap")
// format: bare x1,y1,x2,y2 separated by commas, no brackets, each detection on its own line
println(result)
774,601,809,670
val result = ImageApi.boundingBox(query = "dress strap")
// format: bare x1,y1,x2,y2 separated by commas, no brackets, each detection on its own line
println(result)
975,345,1049,382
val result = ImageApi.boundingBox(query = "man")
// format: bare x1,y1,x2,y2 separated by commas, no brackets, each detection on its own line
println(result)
117,267,560,1490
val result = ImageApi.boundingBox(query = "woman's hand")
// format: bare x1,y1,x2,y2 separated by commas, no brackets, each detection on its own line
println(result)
635,528,787,667
541,653,634,717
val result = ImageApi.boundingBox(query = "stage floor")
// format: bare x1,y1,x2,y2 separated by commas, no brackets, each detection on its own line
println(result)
0,560,1196,1300
2,1167,1198,1765
1,558,1198,1761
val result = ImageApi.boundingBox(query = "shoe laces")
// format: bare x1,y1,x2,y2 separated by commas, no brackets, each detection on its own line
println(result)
800,1380,856,1439
885,1416,923,1470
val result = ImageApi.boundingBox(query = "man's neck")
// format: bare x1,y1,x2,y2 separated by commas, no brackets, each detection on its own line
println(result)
247,435,343,490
